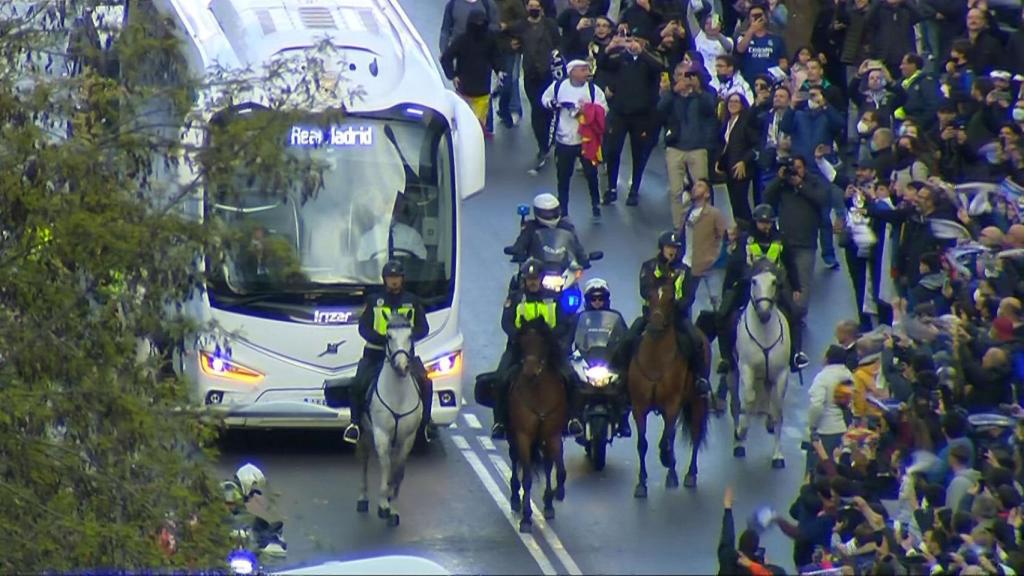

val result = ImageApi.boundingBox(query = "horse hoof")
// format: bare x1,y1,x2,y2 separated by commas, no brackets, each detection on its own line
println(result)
543,507,555,520
387,513,400,527
519,519,532,533
356,499,369,513
683,474,697,488
634,484,648,499
377,506,390,519
511,496,521,513
666,471,679,489
555,487,565,502
733,446,746,458
765,422,775,435
772,458,785,469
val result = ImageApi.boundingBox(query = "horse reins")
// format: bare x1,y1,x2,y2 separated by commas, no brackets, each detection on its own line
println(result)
374,342,422,449
742,297,785,387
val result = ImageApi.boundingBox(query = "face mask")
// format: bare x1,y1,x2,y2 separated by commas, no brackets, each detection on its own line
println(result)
808,99,821,110
528,8,542,18
1014,108,1024,122
857,120,871,135
716,74,730,83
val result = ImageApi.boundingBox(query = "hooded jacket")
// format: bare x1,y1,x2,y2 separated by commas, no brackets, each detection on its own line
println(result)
808,363,853,435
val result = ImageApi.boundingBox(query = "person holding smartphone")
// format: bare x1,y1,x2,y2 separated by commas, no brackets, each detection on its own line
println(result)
718,487,776,576
735,5,787,84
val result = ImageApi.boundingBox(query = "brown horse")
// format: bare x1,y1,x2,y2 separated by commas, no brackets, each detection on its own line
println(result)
628,273,710,497
508,318,568,533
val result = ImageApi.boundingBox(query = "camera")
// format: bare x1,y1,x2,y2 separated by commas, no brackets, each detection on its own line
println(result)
778,157,798,178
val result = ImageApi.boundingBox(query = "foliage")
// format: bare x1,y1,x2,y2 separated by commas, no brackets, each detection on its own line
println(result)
0,0,356,570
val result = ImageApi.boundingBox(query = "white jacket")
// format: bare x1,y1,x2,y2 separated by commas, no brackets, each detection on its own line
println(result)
807,363,851,436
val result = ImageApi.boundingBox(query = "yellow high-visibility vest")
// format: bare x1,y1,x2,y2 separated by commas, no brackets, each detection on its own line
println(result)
372,304,415,336
514,300,557,330
746,239,783,266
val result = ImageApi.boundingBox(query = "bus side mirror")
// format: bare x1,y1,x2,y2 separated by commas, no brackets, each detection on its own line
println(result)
448,92,485,200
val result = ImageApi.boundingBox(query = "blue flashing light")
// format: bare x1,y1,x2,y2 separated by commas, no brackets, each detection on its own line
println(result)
227,549,258,575
516,204,530,217
561,285,582,314
404,107,425,117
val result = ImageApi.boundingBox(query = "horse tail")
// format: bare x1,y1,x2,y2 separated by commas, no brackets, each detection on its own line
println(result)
679,386,710,449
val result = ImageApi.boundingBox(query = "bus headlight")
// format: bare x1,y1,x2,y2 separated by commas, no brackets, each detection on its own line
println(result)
200,351,264,384
427,352,462,379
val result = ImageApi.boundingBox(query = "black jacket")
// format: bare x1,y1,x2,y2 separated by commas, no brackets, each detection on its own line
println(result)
507,219,589,268
958,30,1005,75
718,110,760,173
893,71,940,131
440,29,504,97
865,0,925,71
358,290,430,350
724,227,802,292
639,255,699,317
657,89,718,151
511,17,562,80
764,172,828,249
603,47,664,115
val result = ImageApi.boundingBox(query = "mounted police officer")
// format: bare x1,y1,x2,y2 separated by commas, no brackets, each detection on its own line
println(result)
490,258,584,440
717,204,809,374
576,278,633,437
619,231,711,395
343,260,433,445
506,193,590,267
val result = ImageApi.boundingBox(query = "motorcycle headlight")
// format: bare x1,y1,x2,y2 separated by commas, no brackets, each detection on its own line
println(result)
200,351,264,384
584,365,612,387
542,274,565,291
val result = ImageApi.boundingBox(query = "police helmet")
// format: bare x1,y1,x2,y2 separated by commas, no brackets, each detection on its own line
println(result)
533,193,561,227
752,204,776,223
658,231,682,249
520,258,544,279
381,260,405,279
234,463,265,497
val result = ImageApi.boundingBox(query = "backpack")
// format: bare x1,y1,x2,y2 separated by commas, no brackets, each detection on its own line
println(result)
551,78,598,145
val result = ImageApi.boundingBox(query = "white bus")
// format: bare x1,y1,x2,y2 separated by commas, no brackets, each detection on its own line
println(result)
149,0,484,429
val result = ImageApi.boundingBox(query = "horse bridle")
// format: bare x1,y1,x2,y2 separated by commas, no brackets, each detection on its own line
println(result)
742,299,785,387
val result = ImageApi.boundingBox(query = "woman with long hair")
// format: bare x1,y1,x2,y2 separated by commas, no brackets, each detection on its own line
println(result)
716,92,760,226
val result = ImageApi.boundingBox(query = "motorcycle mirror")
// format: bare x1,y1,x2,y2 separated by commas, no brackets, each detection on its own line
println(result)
503,246,516,256
516,204,531,217
589,251,604,261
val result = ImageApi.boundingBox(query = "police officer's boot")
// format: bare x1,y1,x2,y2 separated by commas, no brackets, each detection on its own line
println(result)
617,403,632,438
563,368,584,437
788,312,809,372
417,372,435,442
344,386,363,445
682,325,711,397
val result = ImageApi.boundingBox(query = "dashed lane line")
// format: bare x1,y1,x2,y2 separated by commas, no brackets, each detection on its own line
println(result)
452,434,558,575
463,413,483,429
489,454,584,576
479,436,496,452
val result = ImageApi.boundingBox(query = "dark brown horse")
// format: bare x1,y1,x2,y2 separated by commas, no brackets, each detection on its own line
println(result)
628,273,710,497
508,318,568,533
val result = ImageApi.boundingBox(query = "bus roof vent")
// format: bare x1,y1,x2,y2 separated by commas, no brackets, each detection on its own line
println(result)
297,6,337,30
255,9,276,35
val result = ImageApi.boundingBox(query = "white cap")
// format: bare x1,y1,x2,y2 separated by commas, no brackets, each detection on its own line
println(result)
990,70,1012,81
565,59,590,71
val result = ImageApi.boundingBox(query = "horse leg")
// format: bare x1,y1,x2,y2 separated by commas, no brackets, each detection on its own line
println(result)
734,364,755,459
553,436,567,502
385,427,417,527
373,428,393,520
660,406,680,490
516,434,534,533
771,374,788,470
542,446,555,520
684,398,707,489
508,440,521,513
633,407,649,499
356,427,370,513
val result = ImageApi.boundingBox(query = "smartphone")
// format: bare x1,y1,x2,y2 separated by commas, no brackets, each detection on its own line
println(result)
710,13,721,28
661,72,670,85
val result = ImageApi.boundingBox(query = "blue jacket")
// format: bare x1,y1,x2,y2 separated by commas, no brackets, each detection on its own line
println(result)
657,89,718,152
781,103,845,162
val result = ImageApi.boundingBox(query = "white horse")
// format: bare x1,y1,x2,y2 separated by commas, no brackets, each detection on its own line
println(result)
732,265,790,469
356,315,423,527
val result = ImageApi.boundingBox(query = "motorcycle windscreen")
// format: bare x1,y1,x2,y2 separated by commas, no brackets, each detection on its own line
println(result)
529,227,576,270
573,310,626,355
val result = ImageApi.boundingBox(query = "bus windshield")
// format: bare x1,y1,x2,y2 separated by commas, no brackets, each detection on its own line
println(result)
206,109,454,309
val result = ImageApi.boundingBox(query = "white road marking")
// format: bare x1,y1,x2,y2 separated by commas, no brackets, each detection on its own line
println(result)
453,436,557,576
783,426,804,441
489,454,584,576
463,413,483,429
462,397,468,406
451,435,470,450
479,436,496,451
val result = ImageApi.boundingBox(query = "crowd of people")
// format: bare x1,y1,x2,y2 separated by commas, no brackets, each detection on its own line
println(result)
439,0,1024,572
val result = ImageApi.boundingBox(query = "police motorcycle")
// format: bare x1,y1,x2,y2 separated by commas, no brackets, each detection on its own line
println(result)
568,291,629,470
503,203,603,316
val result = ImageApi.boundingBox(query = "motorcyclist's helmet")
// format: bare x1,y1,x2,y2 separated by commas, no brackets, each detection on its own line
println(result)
658,231,682,250
381,260,405,280
533,193,561,228
752,204,776,223
234,463,265,498
520,258,544,279
583,278,611,309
